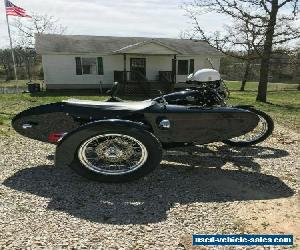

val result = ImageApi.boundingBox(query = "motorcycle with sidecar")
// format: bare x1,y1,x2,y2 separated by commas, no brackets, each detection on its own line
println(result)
12,69,273,182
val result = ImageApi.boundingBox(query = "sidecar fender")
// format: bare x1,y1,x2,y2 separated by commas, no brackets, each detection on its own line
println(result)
233,105,254,109
55,119,150,168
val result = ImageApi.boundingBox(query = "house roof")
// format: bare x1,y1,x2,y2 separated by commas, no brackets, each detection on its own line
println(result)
35,34,222,56
112,40,180,54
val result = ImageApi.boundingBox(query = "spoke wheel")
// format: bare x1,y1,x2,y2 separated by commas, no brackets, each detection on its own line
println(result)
223,108,274,147
227,115,268,143
78,134,148,175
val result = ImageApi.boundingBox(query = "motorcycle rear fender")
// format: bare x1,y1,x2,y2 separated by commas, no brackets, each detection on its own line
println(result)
55,119,150,168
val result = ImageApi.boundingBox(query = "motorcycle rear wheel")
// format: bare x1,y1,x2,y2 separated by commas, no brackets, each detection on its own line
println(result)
223,108,274,147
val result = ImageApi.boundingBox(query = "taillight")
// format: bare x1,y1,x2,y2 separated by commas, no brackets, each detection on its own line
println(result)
48,132,67,143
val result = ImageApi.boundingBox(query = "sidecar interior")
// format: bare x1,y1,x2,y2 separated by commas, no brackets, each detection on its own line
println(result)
64,99,156,111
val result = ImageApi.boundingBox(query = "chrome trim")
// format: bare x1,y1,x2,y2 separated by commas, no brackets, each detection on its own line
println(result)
22,123,32,129
159,119,171,129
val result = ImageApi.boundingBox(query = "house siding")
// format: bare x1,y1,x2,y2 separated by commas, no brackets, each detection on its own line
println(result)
43,54,220,89
43,54,123,89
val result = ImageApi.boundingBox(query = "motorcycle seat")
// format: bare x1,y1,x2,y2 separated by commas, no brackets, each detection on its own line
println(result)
63,99,155,111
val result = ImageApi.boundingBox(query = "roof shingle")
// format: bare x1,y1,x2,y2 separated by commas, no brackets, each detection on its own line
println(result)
35,34,222,56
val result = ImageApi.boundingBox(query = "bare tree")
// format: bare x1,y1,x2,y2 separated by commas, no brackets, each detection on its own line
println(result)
184,0,300,102
13,13,67,48
15,47,37,80
10,13,67,79
0,49,13,81
291,48,300,90
182,18,262,91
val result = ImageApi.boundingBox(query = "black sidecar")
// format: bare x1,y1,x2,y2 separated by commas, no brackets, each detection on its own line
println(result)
12,98,270,182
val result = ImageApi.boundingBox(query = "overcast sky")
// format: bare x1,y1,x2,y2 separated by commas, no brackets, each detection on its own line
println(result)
0,0,229,48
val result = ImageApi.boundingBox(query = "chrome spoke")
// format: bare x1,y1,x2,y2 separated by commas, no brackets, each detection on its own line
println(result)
78,134,148,175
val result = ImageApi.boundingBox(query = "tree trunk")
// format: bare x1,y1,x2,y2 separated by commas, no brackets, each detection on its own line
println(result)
4,64,12,81
257,58,270,102
5,68,10,81
256,0,279,103
26,59,32,80
240,61,251,91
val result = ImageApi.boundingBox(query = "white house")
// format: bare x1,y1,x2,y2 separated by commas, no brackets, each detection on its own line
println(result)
36,34,222,90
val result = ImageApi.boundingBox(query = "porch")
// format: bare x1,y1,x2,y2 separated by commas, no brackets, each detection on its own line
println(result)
111,40,179,96
113,55,177,96
113,70,174,96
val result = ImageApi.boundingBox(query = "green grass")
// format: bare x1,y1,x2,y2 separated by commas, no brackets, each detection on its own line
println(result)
225,81,300,133
0,80,43,88
225,80,299,92
228,91,300,133
0,82,299,136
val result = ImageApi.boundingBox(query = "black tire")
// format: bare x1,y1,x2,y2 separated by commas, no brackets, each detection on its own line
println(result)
223,108,274,147
162,142,194,149
69,127,162,182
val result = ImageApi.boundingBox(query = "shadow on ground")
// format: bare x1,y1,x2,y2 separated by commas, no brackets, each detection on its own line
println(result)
163,144,290,173
3,145,293,225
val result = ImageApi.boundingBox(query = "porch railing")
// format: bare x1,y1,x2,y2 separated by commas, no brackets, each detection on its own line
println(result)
114,71,173,83
113,70,174,96
114,71,147,83
158,71,173,83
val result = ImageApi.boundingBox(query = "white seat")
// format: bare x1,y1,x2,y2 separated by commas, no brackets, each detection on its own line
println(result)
63,99,155,111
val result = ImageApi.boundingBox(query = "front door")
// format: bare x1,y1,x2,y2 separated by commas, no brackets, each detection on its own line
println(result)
130,58,146,81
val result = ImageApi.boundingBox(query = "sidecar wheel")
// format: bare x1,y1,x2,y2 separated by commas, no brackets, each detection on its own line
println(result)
223,108,274,147
69,128,162,182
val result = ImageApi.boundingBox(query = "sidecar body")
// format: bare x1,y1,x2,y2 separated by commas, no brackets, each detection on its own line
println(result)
13,99,259,145
12,99,259,182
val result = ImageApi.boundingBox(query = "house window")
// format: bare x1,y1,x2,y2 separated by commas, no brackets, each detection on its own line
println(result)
189,59,194,74
75,57,104,75
82,57,97,74
178,60,189,75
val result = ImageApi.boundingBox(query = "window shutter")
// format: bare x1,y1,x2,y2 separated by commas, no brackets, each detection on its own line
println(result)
189,59,194,74
75,57,82,75
172,59,176,80
97,57,104,75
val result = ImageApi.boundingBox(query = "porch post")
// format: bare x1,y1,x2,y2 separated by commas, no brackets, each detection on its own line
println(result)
172,54,177,84
123,54,127,83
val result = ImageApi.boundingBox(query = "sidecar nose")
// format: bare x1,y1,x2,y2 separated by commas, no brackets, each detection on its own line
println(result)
12,102,79,143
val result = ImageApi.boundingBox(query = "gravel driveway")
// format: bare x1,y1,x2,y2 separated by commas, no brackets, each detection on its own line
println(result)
0,126,299,249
